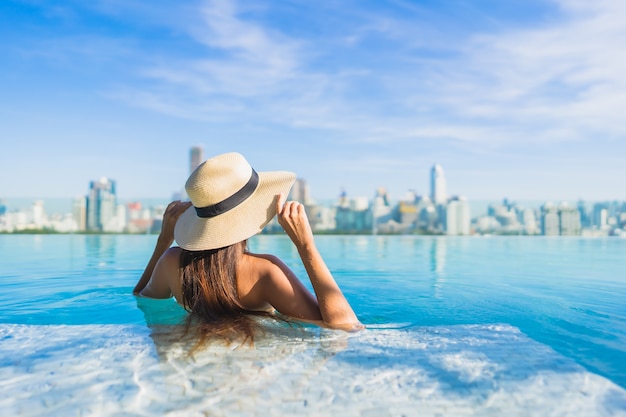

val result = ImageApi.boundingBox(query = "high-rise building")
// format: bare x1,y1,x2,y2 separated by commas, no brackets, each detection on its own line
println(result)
541,203,560,236
190,146,204,174
372,188,393,233
86,177,117,232
289,178,311,204
0,199,6,216
559,203,581,236
445,196,471,235
521,208,538,235
430,164,447,205
73,197,87,231
32,200,46,227
577,200,590,228
593,202,609,228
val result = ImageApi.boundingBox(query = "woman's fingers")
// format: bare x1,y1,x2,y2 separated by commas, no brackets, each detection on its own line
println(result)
174,201,192,216
276,195,310,233
276,193,286,215
283,202,302,224
166,201,191,216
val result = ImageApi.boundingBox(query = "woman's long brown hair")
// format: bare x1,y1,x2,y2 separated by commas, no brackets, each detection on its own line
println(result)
179,241,288,349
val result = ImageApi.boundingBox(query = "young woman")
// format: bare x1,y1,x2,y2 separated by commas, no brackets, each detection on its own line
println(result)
133,152,362,343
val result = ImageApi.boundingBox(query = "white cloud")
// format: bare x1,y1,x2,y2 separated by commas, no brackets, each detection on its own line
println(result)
139,0,302,100
111,0,626,150
431,0,626,143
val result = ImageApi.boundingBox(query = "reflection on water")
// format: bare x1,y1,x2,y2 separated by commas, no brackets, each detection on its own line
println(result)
85,235,116,269
430,238,447,298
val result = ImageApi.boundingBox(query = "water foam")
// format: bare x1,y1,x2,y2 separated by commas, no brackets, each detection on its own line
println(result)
1,323,625,416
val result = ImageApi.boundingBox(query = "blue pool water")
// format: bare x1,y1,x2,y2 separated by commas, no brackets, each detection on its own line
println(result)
1,234,625,416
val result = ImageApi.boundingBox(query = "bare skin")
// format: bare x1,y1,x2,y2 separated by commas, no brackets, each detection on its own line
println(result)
134,195,363,331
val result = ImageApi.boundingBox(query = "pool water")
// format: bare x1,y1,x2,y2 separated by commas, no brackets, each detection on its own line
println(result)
1,235,625,416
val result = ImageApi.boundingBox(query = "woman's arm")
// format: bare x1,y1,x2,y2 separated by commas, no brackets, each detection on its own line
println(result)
133,200,191,295
275,194,363,331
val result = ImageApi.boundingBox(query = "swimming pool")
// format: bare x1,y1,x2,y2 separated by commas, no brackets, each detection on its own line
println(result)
1,234,625,416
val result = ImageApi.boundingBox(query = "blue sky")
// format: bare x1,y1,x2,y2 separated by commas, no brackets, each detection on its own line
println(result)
1,0,625,202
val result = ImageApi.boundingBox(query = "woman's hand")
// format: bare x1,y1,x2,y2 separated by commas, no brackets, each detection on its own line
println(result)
275,193,314,249
133,200,191,295
159,200,192,246
274,193,362,330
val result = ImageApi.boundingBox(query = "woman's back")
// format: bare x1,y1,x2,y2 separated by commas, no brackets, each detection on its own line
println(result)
133,152,362,347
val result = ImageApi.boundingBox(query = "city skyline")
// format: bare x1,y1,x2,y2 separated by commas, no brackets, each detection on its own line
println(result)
1,150,624,236
1,1,626,201
2,171,624,236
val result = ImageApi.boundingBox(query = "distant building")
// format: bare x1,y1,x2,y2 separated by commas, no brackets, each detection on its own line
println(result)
32,200,46,227
521,208,538,235
372,188,394,233
592,202,613,229
103,204,126,233
190,146,204,174
126,202,153,233
150,205,166,234
0,199,6,216
398,201,418,229
430,164,447,206
335,192,371,233
306,204,336,232
445,196,471,235
559,203,581,236
73,197,87,231
541,203,560,236
290,178,311,204
86,177,117,232
577,200,590,228
541,202,581,236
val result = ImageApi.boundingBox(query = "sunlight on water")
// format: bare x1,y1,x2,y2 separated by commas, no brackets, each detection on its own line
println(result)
1,235,625,415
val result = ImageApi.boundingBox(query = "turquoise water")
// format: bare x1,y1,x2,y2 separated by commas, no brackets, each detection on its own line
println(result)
1,234,625,416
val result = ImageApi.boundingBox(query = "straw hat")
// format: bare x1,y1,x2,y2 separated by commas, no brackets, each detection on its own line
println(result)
174,152,296,251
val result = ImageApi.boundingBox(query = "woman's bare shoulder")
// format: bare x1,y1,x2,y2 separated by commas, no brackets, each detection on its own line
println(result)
244,252,287,275
161,246,182,264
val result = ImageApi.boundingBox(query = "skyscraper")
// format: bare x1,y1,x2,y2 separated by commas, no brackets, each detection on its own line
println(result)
541,203,560,236
559,203,581,236
73,197,86,231
86,177,117,232
289,178,311,204
430,164,447,205
190,146,204,174
445,196,471,235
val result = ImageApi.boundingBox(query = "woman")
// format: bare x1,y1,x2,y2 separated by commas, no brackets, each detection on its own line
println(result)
133,152,362,343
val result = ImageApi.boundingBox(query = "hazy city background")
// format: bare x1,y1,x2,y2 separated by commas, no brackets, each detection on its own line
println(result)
1,1,624,230
2,146,624,237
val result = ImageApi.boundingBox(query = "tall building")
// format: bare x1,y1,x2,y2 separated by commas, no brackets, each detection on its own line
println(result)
430,164,447,205
593,202,609,228
334,193,371,233
559,203,581,236
73,197,87,231
372,188,393,233
86,177,117,232
577,200,590,228
190,146,204,174
0,199,6,216
289,178,311,204
32,200,46,227
521,208,538,235
541,203,560,236
445,196,471,235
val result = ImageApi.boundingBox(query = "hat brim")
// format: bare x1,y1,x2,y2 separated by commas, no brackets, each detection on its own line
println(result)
174,171,296,251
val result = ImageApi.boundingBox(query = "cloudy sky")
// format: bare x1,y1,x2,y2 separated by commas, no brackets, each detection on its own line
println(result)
1,0,625,203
